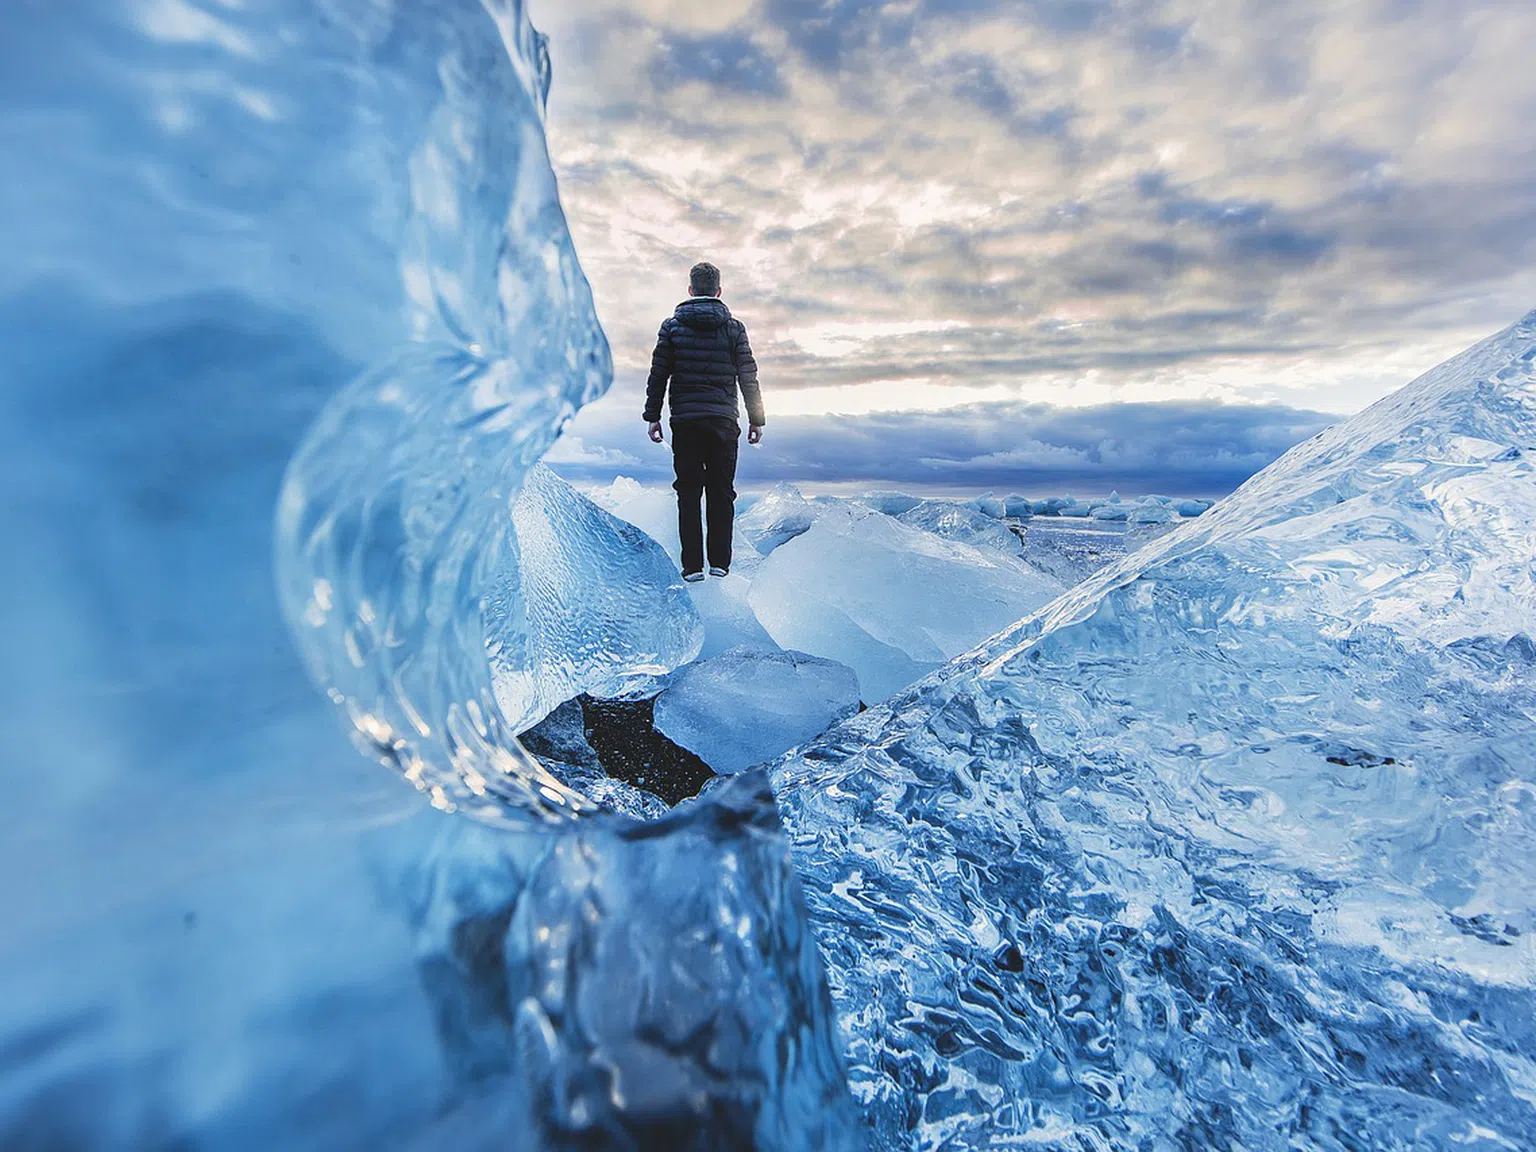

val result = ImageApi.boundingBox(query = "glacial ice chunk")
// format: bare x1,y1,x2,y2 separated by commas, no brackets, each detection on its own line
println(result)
401,774,861,1148
1088,501,1129,520
854,490,922,516
654,647,861,774
1126,500,1173,524
970,494,1006,518
739,482,819,555
750,506,1063,701
685,572,780,660
1003,494,1035,518
773,311,1536,1148
487,465,703,733
898,498,1026,556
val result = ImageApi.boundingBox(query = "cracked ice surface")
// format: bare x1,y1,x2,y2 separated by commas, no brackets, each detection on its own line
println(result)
773,312,1536,1149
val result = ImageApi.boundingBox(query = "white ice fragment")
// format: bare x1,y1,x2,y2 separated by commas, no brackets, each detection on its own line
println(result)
750,506,1062,701
653,647,860,773
738,482,818,555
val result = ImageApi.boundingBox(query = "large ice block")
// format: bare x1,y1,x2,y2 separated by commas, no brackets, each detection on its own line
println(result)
898,497,1028,555
738,482,819,555
654,646,861,774
750,505,1064,701
773,312,1536,1148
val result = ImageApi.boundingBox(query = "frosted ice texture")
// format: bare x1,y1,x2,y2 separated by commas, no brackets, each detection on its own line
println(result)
738,481,820,555
0,0,855,1145
751,506,1064,701
773,313,1536,1148
488,464,702,733
398,774,860,1149
654,647,862,774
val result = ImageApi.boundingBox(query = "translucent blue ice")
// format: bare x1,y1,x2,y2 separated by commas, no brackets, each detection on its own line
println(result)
752,505,1064,701
489,464,702,734
899,497,1029,556
738,481,820,555
0,1,853,1145
655,646,861,774
773,313,1536,1148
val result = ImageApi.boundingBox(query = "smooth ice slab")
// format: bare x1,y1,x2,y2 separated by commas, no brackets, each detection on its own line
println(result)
654,646,861,774
683,572,780,661
750,505,1063,701
773,311,1536,1148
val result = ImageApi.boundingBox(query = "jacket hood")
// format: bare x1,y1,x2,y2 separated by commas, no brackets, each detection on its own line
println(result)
674,296,731,330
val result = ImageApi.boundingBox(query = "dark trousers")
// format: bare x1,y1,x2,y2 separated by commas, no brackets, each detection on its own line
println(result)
671,417,739,573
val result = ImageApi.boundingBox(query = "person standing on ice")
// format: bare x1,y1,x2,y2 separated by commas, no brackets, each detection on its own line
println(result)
644,261,766,582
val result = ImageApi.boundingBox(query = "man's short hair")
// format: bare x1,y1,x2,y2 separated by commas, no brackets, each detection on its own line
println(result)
689,261,721,296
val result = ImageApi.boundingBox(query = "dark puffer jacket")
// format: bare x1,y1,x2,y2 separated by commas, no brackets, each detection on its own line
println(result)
643,296,766,426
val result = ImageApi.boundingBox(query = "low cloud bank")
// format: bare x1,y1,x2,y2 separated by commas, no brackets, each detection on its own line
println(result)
549,392,1337,496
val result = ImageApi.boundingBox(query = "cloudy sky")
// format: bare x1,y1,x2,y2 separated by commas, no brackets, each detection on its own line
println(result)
529,0,1536,494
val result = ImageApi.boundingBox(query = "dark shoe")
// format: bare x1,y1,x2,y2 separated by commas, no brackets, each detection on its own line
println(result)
683,570,706,583
708,566,729,578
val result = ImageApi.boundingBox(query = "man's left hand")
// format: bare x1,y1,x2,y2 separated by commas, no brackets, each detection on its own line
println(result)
747,425,763,445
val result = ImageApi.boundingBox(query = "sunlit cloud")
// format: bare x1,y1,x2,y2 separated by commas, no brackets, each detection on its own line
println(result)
529,0,1536,489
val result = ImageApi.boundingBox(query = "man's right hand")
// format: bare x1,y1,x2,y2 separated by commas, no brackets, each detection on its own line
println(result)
647,420,664,444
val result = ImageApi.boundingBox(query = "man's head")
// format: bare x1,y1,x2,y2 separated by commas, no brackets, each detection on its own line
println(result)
689,261,722,297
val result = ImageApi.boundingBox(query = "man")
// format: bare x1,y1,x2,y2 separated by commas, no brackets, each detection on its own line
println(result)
644,261,766,581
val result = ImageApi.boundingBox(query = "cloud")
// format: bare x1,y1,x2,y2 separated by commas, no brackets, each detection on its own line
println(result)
531,0,1536,425
543,434,642,469
544,388,1338,495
